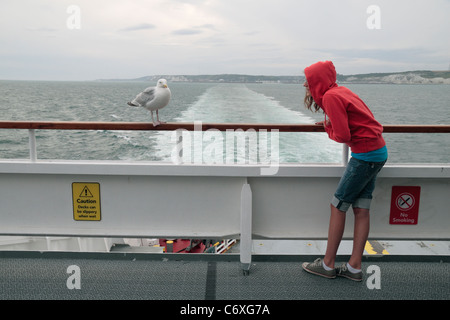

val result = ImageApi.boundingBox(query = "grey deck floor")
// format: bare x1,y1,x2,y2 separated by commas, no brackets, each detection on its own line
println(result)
1,251,448,301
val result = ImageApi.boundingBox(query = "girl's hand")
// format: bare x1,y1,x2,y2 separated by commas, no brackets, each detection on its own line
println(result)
315,120,330,127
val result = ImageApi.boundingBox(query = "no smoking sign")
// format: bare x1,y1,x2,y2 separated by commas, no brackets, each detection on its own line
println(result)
396,192,415,211
390,186,421,225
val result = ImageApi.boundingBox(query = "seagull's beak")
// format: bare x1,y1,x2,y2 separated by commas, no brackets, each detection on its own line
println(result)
163,84,168,88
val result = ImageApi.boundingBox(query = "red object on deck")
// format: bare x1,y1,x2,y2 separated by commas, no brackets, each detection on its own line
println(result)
159,239,205,253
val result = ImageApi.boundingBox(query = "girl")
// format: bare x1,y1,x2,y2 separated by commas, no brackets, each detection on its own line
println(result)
301,61,388,281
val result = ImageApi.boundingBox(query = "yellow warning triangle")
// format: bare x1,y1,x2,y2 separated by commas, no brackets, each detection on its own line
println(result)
79,186,94,198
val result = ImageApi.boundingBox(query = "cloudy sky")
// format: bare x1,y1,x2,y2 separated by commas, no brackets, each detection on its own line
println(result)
1,0,449,80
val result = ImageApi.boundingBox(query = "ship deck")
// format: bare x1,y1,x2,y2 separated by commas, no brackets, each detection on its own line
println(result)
1,240,448,301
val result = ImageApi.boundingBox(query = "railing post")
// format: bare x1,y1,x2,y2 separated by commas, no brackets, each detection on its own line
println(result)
240,181,252,276
28,129,37,162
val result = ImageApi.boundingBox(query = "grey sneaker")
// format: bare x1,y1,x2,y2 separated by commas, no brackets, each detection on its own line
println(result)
302,258,336,279
336,263,363,281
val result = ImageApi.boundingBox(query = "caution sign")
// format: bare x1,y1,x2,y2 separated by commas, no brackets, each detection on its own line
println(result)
72,182,101,221
389,186,420,225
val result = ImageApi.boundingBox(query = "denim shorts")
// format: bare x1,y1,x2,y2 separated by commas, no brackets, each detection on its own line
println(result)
331,157,386,212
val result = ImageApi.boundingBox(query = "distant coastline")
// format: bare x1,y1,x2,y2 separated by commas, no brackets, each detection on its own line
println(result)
96,70,450,85
338,70,450,85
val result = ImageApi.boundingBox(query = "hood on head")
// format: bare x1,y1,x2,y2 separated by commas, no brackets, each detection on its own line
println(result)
304,61,337,107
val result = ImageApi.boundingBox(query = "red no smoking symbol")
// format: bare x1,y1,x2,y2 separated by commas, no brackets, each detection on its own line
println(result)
396,192,415,211
390,186,420,225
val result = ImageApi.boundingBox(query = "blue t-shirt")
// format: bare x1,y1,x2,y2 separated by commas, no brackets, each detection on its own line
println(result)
351,145,388,162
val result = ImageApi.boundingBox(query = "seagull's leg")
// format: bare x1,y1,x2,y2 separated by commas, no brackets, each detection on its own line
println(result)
150,111,158,127
156,110,165,125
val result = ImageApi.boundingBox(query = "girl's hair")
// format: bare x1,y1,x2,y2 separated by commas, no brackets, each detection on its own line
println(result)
304,90,321,113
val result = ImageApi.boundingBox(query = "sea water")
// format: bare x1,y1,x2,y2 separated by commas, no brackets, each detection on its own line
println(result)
0,80,448,164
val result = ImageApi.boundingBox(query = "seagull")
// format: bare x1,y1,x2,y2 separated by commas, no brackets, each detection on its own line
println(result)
127,79,171,126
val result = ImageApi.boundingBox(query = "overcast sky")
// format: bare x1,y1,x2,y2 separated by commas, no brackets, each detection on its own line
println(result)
1,0,449,81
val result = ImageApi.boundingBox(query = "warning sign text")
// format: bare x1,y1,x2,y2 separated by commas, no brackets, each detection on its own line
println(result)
72,182,101,221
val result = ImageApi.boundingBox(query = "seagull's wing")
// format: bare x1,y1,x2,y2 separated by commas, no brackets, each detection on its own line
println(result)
132,87,156,106
143,86,155,95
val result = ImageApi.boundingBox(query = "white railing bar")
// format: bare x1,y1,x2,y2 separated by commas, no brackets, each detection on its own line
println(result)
342,144,349,166
28,129,37,162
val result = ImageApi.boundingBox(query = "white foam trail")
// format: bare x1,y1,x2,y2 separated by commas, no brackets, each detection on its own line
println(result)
152,84,341,163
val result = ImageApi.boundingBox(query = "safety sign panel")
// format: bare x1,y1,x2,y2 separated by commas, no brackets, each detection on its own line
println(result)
389,186,420,225
72,182,101,221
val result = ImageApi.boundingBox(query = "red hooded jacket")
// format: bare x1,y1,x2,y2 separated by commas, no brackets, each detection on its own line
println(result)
304,61,386,154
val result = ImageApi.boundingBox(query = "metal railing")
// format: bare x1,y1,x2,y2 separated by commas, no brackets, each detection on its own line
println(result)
1,120,450,132
1,121,450,163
